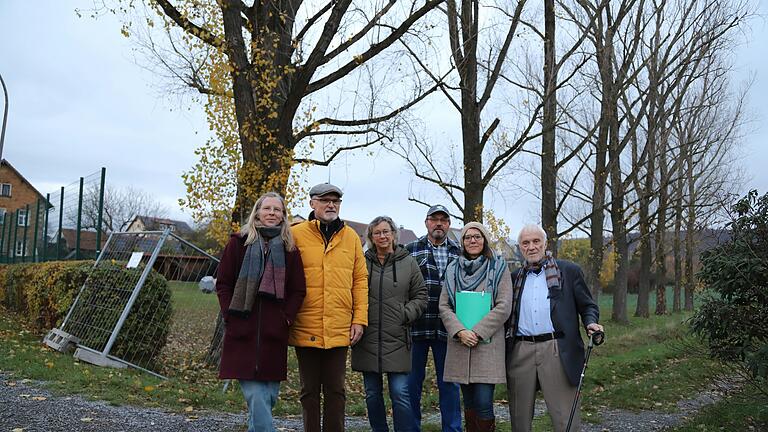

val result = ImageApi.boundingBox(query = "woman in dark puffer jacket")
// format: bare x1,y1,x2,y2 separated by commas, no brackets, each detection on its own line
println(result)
352,216,427,432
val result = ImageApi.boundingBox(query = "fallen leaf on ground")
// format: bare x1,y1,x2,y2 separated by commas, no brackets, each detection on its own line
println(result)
80,417,93,422
31,396,47,401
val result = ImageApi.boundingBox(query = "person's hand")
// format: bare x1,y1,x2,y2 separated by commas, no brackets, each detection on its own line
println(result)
586,323,604,336
350,324,364,345
457,329,479,348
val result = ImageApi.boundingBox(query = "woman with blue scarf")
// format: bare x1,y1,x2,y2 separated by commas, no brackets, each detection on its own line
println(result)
439,222,512,432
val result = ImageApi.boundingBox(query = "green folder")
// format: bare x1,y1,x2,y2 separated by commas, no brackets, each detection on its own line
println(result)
456,290,492,343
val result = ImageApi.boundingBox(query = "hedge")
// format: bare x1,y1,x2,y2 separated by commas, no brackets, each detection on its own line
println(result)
0,260,173,367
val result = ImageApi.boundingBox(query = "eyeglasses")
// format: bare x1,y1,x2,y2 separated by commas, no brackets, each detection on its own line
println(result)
313,198,342,206
463,234,484,242
372,230,392,237
260,206,284,213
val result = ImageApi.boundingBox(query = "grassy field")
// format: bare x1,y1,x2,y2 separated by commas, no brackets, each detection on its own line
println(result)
1,284,765,430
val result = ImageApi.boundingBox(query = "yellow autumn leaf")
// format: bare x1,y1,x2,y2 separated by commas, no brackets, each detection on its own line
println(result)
184,405,195,412
143,385,155,392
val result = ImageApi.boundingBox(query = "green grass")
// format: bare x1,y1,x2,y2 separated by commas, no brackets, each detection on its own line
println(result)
669,388,768,431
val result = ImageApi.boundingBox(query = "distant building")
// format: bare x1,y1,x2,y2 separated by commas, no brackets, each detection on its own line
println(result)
126,215,193,236
47,228,108,259
0,159,47,259
344,219,419,248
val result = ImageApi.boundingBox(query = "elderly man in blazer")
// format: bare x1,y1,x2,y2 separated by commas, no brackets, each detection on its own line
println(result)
505,224,604,432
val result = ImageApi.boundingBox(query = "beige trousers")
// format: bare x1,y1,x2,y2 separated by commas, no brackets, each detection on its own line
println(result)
506,339,580,432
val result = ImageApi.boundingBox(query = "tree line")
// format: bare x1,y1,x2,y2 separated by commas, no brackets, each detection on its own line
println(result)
98,0,755,323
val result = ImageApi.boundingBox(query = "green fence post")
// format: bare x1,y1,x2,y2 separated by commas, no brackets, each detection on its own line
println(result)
32,199,40,262
95,167,106,259
76,177,84,260
22,204,29,262
0,209,5,263
42,193,50,262
57,187,64,260
3,212,10,262
11,210,17,264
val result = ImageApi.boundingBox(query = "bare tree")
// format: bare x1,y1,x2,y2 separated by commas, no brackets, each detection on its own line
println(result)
79,184,168,233
97,0,445,231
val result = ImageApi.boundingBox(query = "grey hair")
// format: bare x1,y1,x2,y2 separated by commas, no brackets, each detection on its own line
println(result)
517,224,548,245
240,192,295,251
365,216,399,250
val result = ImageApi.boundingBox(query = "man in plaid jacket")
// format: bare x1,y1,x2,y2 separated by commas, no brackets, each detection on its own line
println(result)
405,205,462,432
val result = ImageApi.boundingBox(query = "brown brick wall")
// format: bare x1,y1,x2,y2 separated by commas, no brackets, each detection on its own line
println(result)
0,164,45,257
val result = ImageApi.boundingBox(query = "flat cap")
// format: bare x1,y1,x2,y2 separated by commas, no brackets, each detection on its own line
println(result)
309,183,343,197
427,204,450,217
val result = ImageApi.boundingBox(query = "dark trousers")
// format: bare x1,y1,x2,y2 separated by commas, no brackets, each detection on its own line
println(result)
295,346,349,432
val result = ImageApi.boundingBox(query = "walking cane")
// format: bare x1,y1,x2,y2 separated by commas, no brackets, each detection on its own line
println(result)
566,330,605,432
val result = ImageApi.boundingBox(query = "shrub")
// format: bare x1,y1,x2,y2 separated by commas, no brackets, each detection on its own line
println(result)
0,260,173,368
690,190,768,395
0,261,92,329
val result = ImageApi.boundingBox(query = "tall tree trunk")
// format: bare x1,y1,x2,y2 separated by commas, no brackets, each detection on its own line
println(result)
541,0,558,255
654,134,669,315
684,140,696,311
609,116,629,324
587,15,615,303
673,169,683,312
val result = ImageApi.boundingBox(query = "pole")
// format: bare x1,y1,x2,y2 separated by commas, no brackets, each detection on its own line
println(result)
11,210,17,263
21,204,29,261
42,193,50,261
95,167,106,258
0,72,8,161
76,177,84,260
33,199,40,262
0,209,5,262
57,187,64,260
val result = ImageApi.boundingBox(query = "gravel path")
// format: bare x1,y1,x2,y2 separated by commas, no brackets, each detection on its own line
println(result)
0,373,729,432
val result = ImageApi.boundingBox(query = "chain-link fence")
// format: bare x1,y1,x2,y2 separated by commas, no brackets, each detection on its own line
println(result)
0,168,106,263
48,229,221,379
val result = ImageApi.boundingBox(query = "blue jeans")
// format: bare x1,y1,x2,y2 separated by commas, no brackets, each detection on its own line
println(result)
407,339,462,432
363,372,417,432
461,383,496,420
240,380,280,432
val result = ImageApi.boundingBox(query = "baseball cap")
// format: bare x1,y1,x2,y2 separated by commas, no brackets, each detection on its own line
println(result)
309,183,343,197
426,204,450,217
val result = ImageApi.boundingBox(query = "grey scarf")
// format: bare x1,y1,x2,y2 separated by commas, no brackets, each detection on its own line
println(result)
228,226,286,317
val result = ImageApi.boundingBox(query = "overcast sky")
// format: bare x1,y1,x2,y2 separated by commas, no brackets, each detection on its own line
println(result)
1,1,766,239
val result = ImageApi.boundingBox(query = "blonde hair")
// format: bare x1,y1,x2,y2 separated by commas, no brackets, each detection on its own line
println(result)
240,192,295,251
365,216,399,250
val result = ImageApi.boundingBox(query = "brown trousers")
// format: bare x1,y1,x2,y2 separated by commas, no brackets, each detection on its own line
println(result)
295,346,349,432
506,339,580,432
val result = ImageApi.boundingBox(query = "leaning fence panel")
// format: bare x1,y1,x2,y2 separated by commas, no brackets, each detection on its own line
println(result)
50,229,221,379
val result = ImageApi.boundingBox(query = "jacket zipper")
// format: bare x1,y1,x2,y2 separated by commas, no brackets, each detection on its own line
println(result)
377,255,388,373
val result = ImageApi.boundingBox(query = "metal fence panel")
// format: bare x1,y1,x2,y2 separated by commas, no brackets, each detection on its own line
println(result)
57,230,220,378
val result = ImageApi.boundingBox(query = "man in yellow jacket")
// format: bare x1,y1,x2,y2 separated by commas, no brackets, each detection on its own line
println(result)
289,183,368,432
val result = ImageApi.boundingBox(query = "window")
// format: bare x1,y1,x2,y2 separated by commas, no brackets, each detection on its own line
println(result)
0,208,5,224
0,183,10,197
17,209,28,227
15,240,24,257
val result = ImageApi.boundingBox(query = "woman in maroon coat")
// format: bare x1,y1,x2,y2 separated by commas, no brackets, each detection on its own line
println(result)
216,192,306,432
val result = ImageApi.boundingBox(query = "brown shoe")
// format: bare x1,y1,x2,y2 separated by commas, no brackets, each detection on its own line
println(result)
476,416,496,432
464,409,477,432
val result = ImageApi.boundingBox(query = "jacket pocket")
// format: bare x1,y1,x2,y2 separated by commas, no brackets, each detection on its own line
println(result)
225,315,251,340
